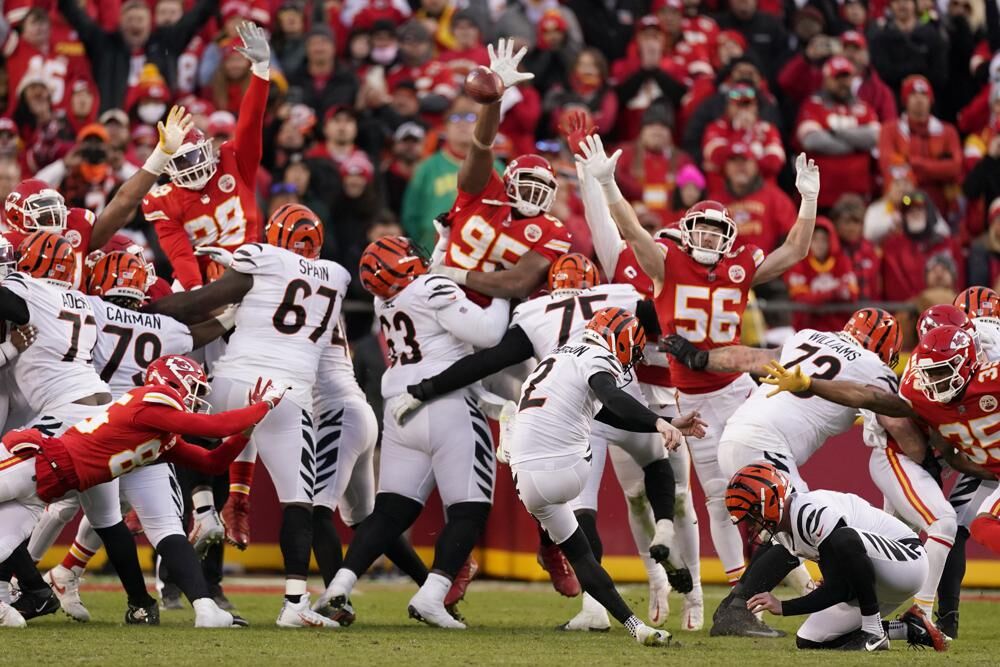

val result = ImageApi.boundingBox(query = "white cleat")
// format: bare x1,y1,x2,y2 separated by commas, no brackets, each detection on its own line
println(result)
189,508,226,558
276,596,339,628
0,600,26,628
193,598,245,628
635,623,673,647
407,592,467,629
681,592,704,632
648,579,669,627
45,565,90,622
557,604,611,632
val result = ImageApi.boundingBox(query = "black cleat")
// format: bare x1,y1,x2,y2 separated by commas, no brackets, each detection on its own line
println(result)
710,594,786,638
935,610,958,639
648,544,694,594
230,613,249,627
213,591,234,611
314,595,355,626
900,605,949,651
839,630,889,651
125,602,161,625
159,583,184,610
12,587,60,620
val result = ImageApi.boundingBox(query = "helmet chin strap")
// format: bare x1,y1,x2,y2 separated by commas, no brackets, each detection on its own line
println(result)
690,247,722,265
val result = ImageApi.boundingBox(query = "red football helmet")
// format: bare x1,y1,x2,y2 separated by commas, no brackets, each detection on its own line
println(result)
87,251,149,303
726,462,790,544
502,154,558,217
17,231,76,288
548,253,600,292
0,236,14,279
954,286,1000,320
267,204,323,259
145,354,212,413
358,236,429,299
679,200,737,265
164,127,218,190
911,325,979,403
583,307,646,369
842,307,902,367
917,304,983,364
4,179,68,233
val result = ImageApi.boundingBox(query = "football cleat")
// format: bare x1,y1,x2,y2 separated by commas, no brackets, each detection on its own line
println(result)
900,605,949,651
212,590,235,611
444,556,479,607
12,587,60,620
839,630,889,651
935,610,958,639
681,591,704,632
710,594,785,638
193,598,247,628
313,597,356,626
648,579,669,627
635,623,673,647
557,594,610,632
649,520,694,594
45,565,90,622
159,583,184,610
537,544,581,597
125,601,161,625
0,600,26,628
189,507,226,558
221,494,251,550
277,596,339,628
407,591,467,629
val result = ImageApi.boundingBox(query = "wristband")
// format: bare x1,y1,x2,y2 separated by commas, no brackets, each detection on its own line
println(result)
251,61,270,79
214,306,238,331
472,135,493,151
432,264,469,285
798,197,817,221
600,179,624,205
142,146,172,176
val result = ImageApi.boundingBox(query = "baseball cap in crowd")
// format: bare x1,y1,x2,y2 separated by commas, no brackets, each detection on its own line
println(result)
0,118,17,136
902,74,934,104
723,141,754,162
393,121,426,142
637,14,664,33
398,20,432,43
288,104,317,135
324,105,357,123
78,123,110,143
641,104,673,128
339,152,375,181
676,164,706,190
99,109,130,127
717,29,748,51
823,55,855,78
307,24,336,42
840,30,867,49
208,111,236,138
539,9,567,33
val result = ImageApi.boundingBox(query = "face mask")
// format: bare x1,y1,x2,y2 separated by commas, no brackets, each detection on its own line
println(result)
371,45,398,65
138,102,166,124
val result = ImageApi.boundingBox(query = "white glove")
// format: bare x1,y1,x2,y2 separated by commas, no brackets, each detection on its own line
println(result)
656,418,683,451
235,21,270,66
574,134,622,187
794,152,820,202
430,217,451,265
157,105,195,155
249,377,288,410
388,392,424,425
194,246,235,268
496,400,518,465
430,263,468,285
488,38,533,88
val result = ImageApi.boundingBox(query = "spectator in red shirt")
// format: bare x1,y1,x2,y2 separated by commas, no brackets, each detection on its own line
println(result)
785,215,859,332
881,190,960,302
543,47,618,136
701,83,784,191
839,30,897,124
386,20,456,118
500,80,542,158
796,55,880,209
707,141,797,254
831,193,882,300
777,32,835,106
437,10,488,88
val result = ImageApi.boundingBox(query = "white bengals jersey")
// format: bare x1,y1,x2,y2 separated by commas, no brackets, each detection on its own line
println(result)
1,272,108,412
775,489,919,562
314,322,365,404
724,329,897,463
507,340,624,466
973,317,1000,362
89,297,194,398
212,243,351,408
377,274,498,397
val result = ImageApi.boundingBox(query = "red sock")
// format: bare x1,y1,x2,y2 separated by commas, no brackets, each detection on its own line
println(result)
61,540,96,575
229,460,255,496
970,516,1000,555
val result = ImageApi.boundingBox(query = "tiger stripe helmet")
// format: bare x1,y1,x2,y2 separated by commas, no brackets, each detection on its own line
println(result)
16,231,76,289
359,236,429,299
726,463,790,543
87,251,149,303
842,307,902,367
954,286,1000,319
548,253,600,292
267,203,323,259
583,307,646,368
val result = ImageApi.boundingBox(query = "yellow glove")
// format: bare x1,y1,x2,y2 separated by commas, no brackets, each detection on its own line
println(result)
759,361,812,397
157,105,194,155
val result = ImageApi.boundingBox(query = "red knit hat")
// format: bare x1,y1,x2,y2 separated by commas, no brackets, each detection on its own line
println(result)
901,74,934,104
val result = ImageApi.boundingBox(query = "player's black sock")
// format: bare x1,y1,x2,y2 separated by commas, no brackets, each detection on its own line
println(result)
538,522,554,547
280,505,313,600
430,502,490,578
383,534,428,586
312,506,343,586
343,493,422,576
642,458,676,521
559,527,633,625
574,510,603,562
937,526,968,635
730,542,800,602
3,541,47,591
94,521,156,607
155,534,211,602
796,630,860,649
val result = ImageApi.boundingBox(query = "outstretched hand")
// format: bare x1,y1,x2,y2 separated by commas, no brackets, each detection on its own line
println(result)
235,21,270,66
488,38,533,88
157,105,194,155
574,134,621,186
671,411,707,439
794,152,820,202
759,361,812,397
558,109,597,158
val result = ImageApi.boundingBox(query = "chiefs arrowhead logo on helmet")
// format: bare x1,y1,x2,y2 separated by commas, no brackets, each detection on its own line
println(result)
911,325,978,403
145,355,212,413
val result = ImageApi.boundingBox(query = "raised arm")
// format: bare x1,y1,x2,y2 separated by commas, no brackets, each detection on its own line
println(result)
231,22,270,187
57,0,105,50
144,268,252,324
661,334,780,373
753,153,819,285
759,360,916,417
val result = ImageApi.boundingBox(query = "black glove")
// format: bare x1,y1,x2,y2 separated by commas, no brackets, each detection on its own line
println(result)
407,379,436,401
659,334,709,371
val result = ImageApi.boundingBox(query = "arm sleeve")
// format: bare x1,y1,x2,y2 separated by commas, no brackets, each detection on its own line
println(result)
635,299,661,340
588,372,661,432
234,75,268,186
781,523,874,616
57,0,105,49
152,220,203,290
133,402,269,439
435,293,510,348
834,124,880,150
0,285,30,325
163,0,218,52
410,326,535,400
159,433,250,476
576,161,625,278
801,129,855,155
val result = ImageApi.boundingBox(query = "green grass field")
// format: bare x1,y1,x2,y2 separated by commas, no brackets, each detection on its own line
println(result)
4,581,995,665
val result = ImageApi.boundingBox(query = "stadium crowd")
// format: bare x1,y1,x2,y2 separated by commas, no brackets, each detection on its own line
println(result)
1,0,998,384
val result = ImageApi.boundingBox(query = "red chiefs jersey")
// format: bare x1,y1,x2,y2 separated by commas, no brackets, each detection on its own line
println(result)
613,239,672,388
141,75,267,289
655,240,765,393
3,385,268,502
3,207,95,289
386,58,457,103
796,94,879,207
901,360,1000,474
2,34,89,114
443,171,572,305
682,15,720,51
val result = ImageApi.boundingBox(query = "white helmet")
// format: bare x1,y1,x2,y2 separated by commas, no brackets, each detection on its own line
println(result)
679,200,737,265
163,127,218,190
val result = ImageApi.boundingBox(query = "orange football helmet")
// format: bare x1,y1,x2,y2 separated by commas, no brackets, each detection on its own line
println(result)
954,286,1000,319
842,307,902,367
87,251,149,303
548,253,600,292
267,203,324,260
726,462,790,544
17,231,76,289
583,307,646,369
359,236,429,299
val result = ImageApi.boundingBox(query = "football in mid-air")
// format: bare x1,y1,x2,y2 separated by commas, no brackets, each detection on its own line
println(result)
464,66,504,104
